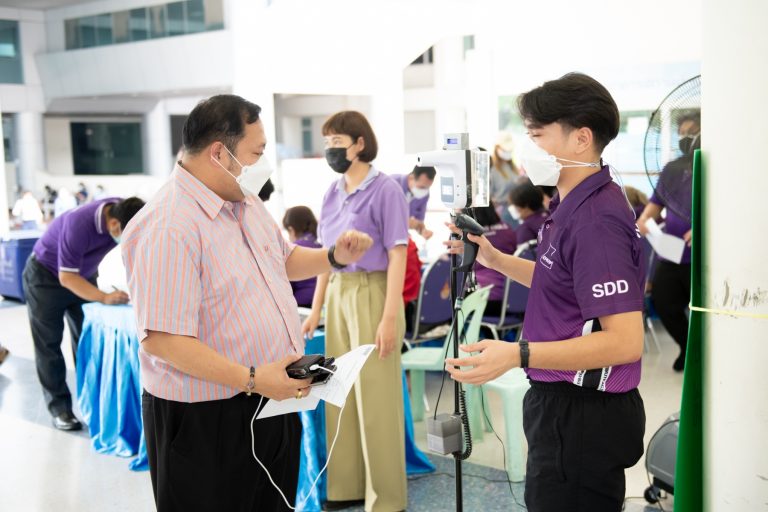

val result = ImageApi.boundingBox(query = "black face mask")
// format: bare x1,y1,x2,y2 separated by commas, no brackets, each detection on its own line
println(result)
325,147,353,174
679,134,699,155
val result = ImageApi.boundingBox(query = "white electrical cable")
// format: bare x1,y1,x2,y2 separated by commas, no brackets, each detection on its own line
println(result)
309,364,335,375
608,163,637,219
251,395,346,511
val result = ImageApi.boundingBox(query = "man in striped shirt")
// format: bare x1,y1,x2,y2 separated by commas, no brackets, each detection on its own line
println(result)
121,95,372,511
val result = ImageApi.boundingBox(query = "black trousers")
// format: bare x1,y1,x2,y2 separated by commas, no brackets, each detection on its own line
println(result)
651,261,692,352
523,381,646,512
22,254,94,416
142,391,302,512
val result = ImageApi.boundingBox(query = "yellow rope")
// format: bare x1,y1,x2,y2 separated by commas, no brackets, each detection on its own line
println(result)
689,304,768,320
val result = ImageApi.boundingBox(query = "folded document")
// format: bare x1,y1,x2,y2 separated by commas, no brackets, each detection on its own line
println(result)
256,344,375,419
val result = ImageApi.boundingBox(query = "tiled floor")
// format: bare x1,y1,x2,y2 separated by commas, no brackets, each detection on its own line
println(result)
0,298,679,511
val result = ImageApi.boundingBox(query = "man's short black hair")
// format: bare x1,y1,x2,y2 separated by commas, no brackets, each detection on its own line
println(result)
471,203,501,228
182,95,262,155
517,72,620,152
108,197,145,229
411,165,437,181
537,185,557,199
258,178,275,202
509,180,544,211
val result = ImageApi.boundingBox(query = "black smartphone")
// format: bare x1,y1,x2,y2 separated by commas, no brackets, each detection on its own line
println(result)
286,354,324,379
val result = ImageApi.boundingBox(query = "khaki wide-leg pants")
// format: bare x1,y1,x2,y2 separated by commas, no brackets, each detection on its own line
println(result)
324,271,407,512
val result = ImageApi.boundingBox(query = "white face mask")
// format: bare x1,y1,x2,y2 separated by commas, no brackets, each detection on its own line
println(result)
497,149,513,160
520,139,600,186
507,205,522,221
214,146,274,198
410,187,430,200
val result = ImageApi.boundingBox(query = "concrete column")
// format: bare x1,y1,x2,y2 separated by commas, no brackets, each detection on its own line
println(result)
0,100,9,234
143,100,173,177
369,73,405,172
433,37,467,147
703,0,768,510
15,111,45,193
228,0,282,217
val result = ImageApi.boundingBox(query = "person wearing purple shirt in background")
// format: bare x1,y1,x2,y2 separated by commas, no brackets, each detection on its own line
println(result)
508,178,549,245
301,111,409,512
21,196,145,431
638,113,699,371
444,74,646,511
391,165,436,239
282,206,322,307
471,203,517,316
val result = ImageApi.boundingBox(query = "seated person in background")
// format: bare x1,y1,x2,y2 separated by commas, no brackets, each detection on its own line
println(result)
509,179,548,245
391,166,436,239
624,185,650,220
282,206,322,307
472,203,517,316
537,185,557,211
403,237,423,335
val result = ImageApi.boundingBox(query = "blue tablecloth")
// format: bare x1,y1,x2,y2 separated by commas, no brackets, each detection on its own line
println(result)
76,303,435,506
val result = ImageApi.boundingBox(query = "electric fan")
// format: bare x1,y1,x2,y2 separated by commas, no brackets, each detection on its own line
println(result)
643,75,701,224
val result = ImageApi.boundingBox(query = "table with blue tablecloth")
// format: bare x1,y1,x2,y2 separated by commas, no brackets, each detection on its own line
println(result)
76,303,435,510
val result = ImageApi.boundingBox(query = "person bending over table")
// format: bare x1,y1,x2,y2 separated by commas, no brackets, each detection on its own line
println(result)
22,195,144,431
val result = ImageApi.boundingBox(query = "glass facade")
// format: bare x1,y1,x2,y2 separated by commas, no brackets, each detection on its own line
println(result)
0,20,23,84
71,122,144,175
65,0,223,50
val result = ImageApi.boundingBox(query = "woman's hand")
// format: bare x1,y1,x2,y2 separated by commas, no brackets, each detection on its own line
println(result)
442,222,501,269
445,340,520,385
375,317,397,359
301,311,321,340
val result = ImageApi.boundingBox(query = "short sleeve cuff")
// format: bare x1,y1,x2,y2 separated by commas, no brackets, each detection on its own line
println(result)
580,299,644,322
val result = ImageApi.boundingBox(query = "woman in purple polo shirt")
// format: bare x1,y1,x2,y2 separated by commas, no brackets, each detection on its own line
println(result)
508,178,549,245
301,111,409,512
282,205,322,307
472,203,517,316
444,73,646,511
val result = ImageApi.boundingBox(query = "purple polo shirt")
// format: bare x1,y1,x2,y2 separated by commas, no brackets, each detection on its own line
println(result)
650,158,692,264
515,209,548,245
474,223,517,301
523,167,646,393
391,173,429,222
290,234,322,306
319,167,409,272
32,198,121,279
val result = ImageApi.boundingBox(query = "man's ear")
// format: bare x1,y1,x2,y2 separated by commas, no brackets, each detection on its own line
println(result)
574,127,594,155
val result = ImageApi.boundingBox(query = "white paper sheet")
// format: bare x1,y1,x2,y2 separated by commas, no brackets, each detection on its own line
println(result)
644,218,686,264
256,344,375,419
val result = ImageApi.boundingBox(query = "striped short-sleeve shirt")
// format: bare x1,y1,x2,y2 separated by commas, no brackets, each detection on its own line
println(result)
121,164,303,402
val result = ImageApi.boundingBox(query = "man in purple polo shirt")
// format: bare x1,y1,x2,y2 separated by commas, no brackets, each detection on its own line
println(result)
391,165,436,239
22,196,145,430
445,73,646,511
638,112,699,371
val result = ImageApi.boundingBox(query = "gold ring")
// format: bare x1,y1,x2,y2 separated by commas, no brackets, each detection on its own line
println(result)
296,389,303,400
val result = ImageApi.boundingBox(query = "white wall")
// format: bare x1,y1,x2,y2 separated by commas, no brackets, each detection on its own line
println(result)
35,30,234,101
702,1,768,510
0,7,46,113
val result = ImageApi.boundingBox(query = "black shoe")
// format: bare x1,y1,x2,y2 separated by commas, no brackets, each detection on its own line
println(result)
673,353,686,372
52,411,82,431
322,500,365,511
